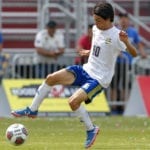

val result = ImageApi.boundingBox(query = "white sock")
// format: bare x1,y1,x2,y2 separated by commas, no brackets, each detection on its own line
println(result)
30,82,51,111
75,105,94,131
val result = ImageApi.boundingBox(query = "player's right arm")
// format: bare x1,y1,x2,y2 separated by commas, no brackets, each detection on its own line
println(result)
76,42,90,57
76,35,91,57
119,31,137,57
78,49,90,57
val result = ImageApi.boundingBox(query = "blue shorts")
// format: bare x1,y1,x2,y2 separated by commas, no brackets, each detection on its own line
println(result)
66,65,103,101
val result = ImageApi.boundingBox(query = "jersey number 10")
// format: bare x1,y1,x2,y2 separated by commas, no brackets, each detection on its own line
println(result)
92,45,101,57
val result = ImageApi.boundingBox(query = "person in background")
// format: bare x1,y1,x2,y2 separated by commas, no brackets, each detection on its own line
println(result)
110,13,147,114
34,20,65,78
75,24,93,65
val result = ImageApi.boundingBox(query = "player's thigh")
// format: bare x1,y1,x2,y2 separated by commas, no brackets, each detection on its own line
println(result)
68,88,88,110
46,68,75,85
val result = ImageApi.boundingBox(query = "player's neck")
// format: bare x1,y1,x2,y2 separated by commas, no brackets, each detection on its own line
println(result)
103,24,113,30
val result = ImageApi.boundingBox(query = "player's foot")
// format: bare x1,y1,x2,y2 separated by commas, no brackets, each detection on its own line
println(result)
85,125,99,149
11,107,38,118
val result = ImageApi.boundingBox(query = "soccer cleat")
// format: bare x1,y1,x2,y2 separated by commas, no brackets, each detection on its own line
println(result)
11,107,38,118
85,126,100,149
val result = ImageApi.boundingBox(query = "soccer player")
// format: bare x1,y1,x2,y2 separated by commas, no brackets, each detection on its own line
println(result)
11,2,137,149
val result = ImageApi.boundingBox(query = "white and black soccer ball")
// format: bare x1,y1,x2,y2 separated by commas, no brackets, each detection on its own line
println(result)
6,123,28,146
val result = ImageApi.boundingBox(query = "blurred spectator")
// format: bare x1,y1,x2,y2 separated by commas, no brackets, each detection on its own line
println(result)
34,20,65,78
110,13,147,114
75,24,93,65
0,32,10,83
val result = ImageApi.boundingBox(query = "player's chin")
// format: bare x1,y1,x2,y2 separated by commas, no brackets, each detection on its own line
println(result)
96,25,104,30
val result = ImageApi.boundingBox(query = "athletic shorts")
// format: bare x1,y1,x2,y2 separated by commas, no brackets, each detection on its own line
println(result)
66,65,103,102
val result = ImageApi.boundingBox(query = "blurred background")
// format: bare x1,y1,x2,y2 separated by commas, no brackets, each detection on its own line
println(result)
0,0,150,117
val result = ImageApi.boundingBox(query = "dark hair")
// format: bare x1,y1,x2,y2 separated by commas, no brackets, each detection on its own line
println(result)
46,20,57,28
93,2,114,22
118,12,128,18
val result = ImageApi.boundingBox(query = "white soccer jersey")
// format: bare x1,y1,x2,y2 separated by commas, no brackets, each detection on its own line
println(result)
34,29,65,63
83,25,126,88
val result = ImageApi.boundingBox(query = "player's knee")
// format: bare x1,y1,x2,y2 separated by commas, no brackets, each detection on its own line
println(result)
68,98,80,111
45,73,56,86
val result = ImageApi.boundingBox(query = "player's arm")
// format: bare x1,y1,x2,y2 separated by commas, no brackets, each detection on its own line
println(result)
78,49,90,57
119,31,137,57
76,45,90,57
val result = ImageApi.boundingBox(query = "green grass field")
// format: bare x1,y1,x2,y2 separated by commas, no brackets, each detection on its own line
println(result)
0,117,150,150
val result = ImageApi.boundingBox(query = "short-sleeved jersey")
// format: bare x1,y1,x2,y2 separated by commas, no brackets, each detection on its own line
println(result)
83,25,126,88
34,29,65,63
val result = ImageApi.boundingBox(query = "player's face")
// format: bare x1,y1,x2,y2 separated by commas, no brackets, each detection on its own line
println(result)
93,14,111,30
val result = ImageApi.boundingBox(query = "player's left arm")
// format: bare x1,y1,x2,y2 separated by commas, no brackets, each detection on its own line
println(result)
119,31,137,57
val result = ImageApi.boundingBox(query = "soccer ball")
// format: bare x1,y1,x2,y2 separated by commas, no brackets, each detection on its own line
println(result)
6,123,28,146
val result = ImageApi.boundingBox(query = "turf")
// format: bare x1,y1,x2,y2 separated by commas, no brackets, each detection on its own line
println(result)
0,116,150,150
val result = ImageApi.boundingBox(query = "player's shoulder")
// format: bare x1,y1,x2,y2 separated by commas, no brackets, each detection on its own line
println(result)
92,25,98,32
111,26,121,33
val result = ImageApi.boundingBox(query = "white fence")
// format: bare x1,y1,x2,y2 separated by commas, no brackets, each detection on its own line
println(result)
2,53,150,113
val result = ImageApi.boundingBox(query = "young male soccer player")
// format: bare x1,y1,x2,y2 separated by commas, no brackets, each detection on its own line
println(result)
11,2,137,149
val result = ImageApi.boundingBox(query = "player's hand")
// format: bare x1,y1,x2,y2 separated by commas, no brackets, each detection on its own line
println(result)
119,31,128,43
79,50,90,57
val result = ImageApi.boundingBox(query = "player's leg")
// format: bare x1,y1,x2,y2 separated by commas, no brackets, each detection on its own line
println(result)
29,68,75,111
69,88,97,129
11,68,75,118
69,80,102,148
